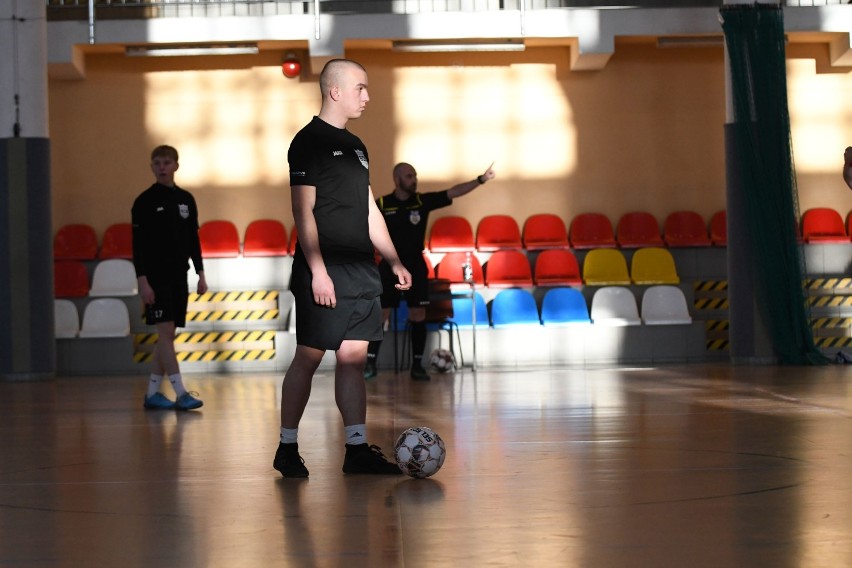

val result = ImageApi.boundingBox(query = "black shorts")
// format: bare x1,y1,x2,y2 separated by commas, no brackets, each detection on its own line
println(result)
291,258,383,351
379,258,429,309
145,274,189,327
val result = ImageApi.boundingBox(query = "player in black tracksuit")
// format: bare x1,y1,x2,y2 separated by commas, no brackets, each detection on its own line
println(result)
132,145,207,411
365,161,496,380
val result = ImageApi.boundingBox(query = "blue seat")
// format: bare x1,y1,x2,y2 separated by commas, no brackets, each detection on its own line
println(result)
540,287,590,326
490,288,540,328
449,291,488,328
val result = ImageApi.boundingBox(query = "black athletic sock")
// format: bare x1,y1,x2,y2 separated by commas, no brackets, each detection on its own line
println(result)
367,339,382,363
410,321,427,369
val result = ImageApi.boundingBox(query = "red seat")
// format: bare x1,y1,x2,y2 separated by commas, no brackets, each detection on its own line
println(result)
476,215,522,251
243,219,289,257
289,226,299,255
54,224,98,260
199,220,240,258
710,210,727,246
522,214,568,250
802,208,847,243
428,216,475,252
484,250,533,287
569,213,617,249
533,249,582,286
435,252,484,285
616,212,664,248
99,223,134,260
54,260,90,298
663,211,711,247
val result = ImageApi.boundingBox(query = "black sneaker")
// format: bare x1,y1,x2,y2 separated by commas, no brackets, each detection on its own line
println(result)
342,443,402,475
410,365,430,381
273,442,309,478
363,361,377,380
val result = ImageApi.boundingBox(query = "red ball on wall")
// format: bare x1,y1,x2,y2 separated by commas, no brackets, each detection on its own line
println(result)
282,60,301,78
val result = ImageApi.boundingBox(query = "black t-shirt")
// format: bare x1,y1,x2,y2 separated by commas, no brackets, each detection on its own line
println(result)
131,183,204,280
376,190,452,262
288,116,373,265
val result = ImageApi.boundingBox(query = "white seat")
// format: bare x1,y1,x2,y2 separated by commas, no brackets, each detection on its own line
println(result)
54,299,80,338
78,298,130,338
89,259,138,297
641,285,692,325
590,286,641,326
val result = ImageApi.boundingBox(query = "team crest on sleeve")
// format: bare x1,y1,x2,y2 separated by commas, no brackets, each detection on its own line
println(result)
409,211,421,225
178,204,189,219
355,149,368,170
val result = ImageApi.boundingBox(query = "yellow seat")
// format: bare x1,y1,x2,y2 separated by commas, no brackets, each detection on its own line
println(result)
630,247,680,285
582,249,631,286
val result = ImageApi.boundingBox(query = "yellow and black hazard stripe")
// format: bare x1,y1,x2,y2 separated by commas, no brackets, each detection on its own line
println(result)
134,349,277,363
706,339,729,351
189,290,279,303
694,280,728,293
804,278,852,293
704,320,729,332
186,309,280,322
810,317,852,330
136,330,276,345
694,297,729,311
806,296,852,309
814,337,852,349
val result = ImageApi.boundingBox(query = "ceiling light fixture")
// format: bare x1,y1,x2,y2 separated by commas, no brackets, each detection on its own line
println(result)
125,44,260,57
392,39,525,53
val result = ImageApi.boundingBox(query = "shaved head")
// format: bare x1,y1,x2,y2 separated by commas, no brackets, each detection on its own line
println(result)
319,59,367,98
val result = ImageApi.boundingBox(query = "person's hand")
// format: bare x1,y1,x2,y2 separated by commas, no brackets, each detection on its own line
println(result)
197,272,208,295
845,146,852,167
312,271,337,308
138,277,155,305
392,262,412,291
481,161,496,183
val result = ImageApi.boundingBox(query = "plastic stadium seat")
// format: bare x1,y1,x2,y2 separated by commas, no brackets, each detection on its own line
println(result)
801,208,848,244
428,216,475,252
616,212,664,248
590,286,641,326
569,213,617,249
99,223,133,260
540,287,590,326
243,219,289,257
710,210,727,246
533,249,583,287
54,299,80,338
663,211,711,247
54,260,90,298
199,220,240,258
484,250,533,287
435,252,484,285
641,285,692,325
89,259,138,297
448,291,488,328
476,215,522,251
522,214,569,250
582,249,631,286
424,254,435,279
78,298,130,338
54,224,98,260
490,288,541,328
630,247,680,285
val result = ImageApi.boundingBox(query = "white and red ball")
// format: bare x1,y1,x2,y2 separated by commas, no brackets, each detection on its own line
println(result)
394,426,446,478
428,348,455,373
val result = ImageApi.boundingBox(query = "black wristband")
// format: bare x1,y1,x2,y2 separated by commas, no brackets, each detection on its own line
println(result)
477,175,485,185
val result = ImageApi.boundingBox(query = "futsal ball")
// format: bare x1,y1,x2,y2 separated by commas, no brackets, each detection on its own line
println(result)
394,426,446,479
429,348,455,373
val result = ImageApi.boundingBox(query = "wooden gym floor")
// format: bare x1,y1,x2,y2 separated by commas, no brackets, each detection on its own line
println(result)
2,363,852,567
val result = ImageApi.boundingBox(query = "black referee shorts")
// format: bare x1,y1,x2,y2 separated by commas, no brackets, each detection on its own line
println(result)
291,258,384,351
379,257,429,309
144,273,190,328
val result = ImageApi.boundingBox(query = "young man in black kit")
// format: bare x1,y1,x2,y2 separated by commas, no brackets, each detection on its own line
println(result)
273,59,412,478
364,161,495,380
132,145,207,411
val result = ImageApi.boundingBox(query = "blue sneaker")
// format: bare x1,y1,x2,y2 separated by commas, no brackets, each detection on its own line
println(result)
175,391,203,411
144,392,176,410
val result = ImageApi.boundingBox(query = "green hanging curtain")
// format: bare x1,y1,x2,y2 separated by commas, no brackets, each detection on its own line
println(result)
720,4,826,365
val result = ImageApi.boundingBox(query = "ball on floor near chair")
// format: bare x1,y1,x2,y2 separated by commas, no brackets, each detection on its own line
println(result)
429,348,455,373
394,426,446,479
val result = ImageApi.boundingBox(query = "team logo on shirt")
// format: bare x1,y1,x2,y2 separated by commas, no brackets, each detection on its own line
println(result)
355,149,368,170
409,211,421,225
178,204,189,219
